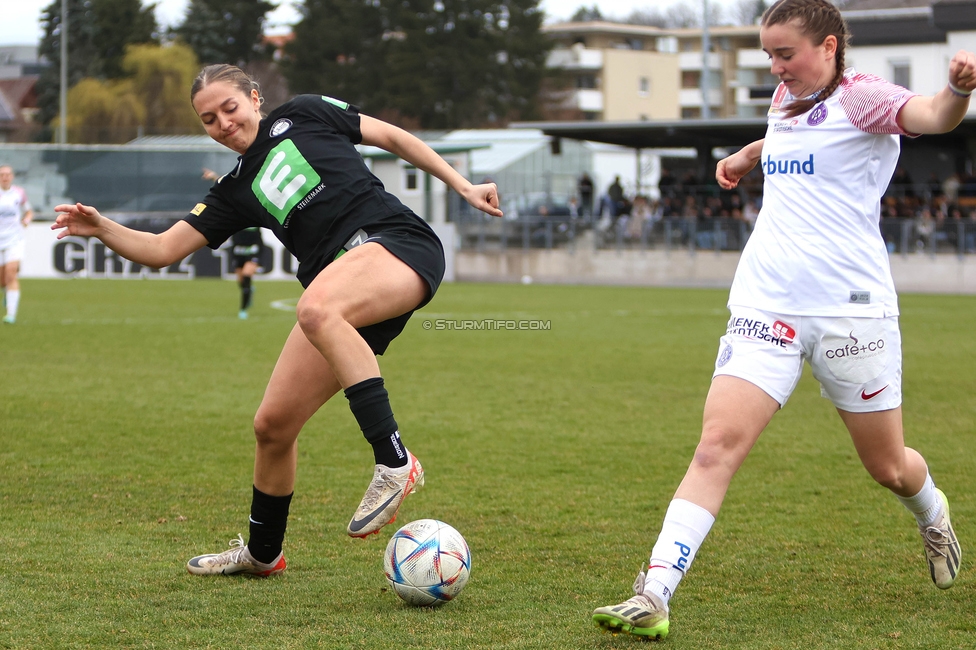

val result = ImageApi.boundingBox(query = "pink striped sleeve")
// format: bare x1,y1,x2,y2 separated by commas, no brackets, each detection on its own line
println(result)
838,72,917,135
16,186,32,211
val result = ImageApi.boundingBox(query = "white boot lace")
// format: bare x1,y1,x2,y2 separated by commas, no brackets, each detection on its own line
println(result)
922,525,954,558
357,466,406,512
208,534,249,567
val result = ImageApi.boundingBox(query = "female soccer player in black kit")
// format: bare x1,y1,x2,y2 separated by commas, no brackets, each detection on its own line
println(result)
203,167,265,320
52,64,503,576
230,226,263,319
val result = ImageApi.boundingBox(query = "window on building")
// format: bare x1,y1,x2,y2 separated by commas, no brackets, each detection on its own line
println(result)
656,36,677,53
628,38,644,50
682,107,701,119
891,61,911,89
681,70,700,88
639,77,650,96
737,69,756,86
403,166,419,192
577,74,597,89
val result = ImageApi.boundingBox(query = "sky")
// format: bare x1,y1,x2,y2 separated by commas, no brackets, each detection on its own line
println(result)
0,0,715,46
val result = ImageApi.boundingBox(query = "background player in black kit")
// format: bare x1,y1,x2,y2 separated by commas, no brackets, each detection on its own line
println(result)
203,167,265,320
229,227,263,319
52,64,503,577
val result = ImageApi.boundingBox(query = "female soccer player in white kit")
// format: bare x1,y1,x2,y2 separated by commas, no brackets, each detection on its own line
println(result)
592,0,974,639
0,165,33,324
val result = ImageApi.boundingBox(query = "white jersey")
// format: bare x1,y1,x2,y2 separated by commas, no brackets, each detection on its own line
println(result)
0,185,31,249
729,70,916,318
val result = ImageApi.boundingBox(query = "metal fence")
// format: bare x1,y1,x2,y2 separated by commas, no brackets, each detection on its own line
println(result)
457,213,976,256
0,143,238,218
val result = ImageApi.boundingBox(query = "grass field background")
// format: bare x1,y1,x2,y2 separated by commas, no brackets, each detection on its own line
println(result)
1,278,974,649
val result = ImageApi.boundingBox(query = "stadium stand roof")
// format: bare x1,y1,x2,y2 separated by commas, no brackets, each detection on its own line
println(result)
512,115,976,155
510,118,767,151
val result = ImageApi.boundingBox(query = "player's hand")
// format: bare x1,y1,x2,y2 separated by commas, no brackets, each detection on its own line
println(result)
716,150,759,190
51,202,105,239
462,182,504,218
948,50,976,94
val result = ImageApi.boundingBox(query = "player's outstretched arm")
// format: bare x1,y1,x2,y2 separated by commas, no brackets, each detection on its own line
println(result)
716,139,764,190
359,115,503,218
898,50,975,134
52,202,208,269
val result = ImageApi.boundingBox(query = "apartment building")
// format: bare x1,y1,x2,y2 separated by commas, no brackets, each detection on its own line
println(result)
543,0,976,122
543,22,680,121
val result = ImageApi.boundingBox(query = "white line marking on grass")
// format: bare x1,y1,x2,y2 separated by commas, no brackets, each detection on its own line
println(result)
270,298,298,312
56,316,243,325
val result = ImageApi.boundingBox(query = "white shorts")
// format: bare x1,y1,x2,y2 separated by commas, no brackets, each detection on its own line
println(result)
713,307,902,413
0,239,24,265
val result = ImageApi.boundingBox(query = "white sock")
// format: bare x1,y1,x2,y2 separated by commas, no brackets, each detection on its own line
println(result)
645,499,715,605
5,289,19,319
897,472,942,527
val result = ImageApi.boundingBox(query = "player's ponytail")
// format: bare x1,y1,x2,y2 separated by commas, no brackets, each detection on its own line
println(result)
762,0,849,118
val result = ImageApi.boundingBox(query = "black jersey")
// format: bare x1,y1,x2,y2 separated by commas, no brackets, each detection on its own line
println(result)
184,94,426,287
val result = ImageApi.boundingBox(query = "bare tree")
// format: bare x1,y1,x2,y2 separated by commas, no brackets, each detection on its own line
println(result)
662,0,726,28
728,0,767,26
625,7,668,27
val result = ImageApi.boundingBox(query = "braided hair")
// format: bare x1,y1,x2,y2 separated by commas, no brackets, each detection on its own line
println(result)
762,0,850,118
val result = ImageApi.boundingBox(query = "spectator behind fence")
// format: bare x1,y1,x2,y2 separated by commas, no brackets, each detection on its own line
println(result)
658,167,677,199
608,176,626,216
627,195,651,240
942,172,961,204
890,166,915,199
925,172,944,201
967,209,976,253
578,172,594,218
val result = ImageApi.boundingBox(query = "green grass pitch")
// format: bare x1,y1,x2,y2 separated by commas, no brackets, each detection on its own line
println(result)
1,278,974,649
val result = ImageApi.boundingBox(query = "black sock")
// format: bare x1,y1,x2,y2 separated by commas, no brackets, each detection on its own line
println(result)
344,377,408,468
247,485,292,564
240,276,252,310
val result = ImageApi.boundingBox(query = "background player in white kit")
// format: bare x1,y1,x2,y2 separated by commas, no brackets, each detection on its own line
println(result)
0,165,33,324
592,0,974,639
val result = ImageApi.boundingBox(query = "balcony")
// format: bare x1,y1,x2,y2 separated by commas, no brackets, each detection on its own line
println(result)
679,88,723,108
547,46,604,70
573,89,604,112
679,51,723,70
737,48,770,69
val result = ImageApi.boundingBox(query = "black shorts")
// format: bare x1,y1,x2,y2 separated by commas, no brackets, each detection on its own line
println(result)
233,254,261,269
338,214,445,355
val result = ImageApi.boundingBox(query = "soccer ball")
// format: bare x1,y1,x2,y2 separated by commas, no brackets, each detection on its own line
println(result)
384,519,471,607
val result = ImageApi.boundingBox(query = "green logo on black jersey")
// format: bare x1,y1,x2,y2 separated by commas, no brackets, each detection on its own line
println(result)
252,139,322,224
322,96,349,110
